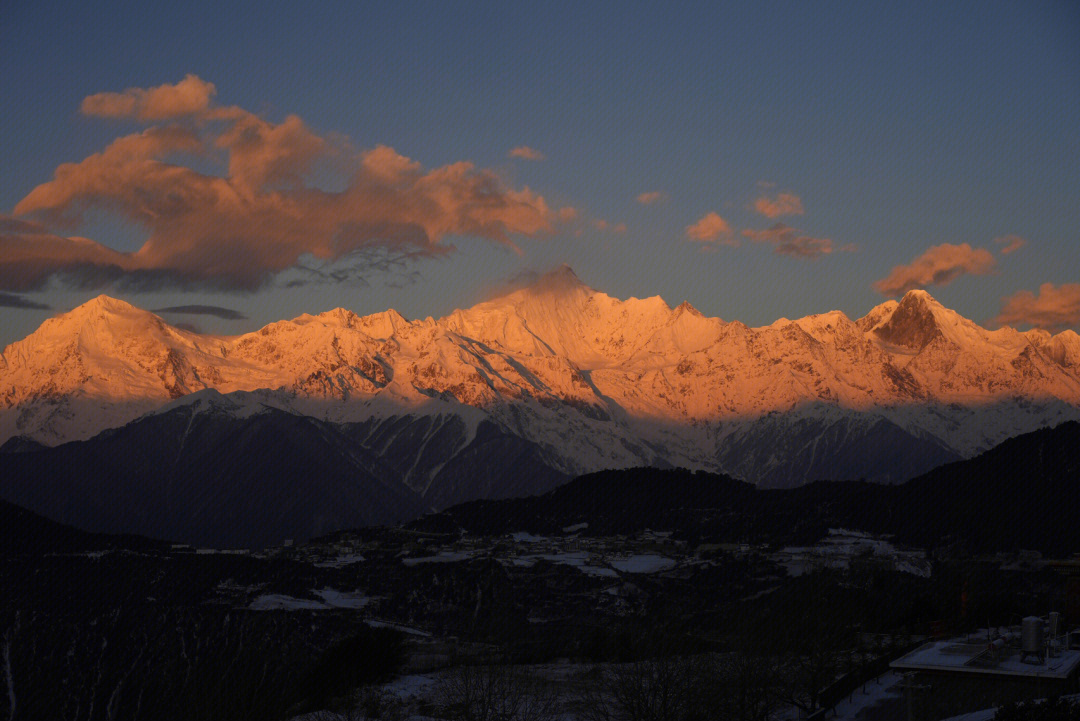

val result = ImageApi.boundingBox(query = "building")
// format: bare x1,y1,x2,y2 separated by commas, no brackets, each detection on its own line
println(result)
889,616,1080,720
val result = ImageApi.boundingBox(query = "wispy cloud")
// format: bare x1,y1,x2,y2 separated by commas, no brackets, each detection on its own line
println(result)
6,76,557,292
508,146,544,161
592,219,627,233
685,212,735,245
995,283,1080,331
995,234,1027,255
874,243,997,296
152,304,248,320
0,292,50,310
636,191,666,205
752,192,804,219
741,222,846,259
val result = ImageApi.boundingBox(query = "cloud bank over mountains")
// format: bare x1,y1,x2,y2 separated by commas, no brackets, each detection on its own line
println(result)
5,75,556,292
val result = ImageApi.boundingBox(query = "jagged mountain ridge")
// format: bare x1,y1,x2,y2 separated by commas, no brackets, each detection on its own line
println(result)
2,265,1079,487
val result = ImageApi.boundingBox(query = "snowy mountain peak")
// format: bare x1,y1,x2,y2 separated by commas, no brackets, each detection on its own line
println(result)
900,288,937,304
855,300,899,332
74,294,141,314
673,300,704,317
355,308,410,339
538,263,584,287
873,289,955,349
2,277,1079,488
311,307,363,329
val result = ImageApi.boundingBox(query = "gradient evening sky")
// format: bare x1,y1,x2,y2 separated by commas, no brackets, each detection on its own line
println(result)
1,1,1078,346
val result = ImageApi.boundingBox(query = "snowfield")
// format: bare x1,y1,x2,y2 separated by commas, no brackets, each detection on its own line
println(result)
3,266,1079,487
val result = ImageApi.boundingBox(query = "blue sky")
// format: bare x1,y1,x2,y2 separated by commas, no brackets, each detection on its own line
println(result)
1,1,1078,344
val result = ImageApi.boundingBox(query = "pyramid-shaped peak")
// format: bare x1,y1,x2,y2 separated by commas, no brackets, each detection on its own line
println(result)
73,294,141,314
899,288,941,306
873,289,977,349
673,300,703,317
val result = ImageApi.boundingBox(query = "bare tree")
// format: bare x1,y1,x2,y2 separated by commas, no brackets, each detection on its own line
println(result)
438,663,559,721
712,652,781,721
579,655,718,721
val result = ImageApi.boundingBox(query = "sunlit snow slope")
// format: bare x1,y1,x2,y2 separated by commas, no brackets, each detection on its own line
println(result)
3,265,1079,487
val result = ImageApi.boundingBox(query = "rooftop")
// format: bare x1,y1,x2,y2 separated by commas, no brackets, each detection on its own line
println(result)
891,627,1080,680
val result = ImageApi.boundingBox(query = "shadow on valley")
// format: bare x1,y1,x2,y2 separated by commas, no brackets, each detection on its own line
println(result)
1,394,1076,549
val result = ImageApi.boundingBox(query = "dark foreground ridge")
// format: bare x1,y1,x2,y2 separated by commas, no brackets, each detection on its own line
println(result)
421,421,1080,555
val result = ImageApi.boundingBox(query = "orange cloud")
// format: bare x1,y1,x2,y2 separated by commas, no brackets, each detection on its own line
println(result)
741,223,843,259
8,77,556,291
508,146,544,161
686,212,735,244
873,243,997,296
80,74,217,121
752,192,804,218
636,191,666,205
590,218,626,233
995,283,1080,331
995,234,1027,255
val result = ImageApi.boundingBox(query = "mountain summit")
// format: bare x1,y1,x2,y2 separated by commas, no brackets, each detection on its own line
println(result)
3,272,1079,489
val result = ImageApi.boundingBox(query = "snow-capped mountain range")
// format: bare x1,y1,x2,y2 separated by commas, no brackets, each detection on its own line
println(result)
3,265,1080,490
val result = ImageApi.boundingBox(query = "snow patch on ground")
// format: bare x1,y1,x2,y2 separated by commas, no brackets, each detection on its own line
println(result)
312,553,366,568
248,587,371,611
402,551,474,566
828,670,904,719
608,554,677,574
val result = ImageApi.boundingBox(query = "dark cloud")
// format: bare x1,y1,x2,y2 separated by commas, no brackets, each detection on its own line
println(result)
741,222,845,259
0,292,50,310
152,305,248,320
874,243,996,296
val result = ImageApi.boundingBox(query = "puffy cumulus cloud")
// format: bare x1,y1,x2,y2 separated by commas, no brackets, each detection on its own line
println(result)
508,146,544,161
9,77,556,292
741,223,845,259
995,234,1027,255
557,206,579,222
686,212,735,244
995,283,1080,331
80,74,217,121
752,192,804,219
636,191,666,205
873,243,997,297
